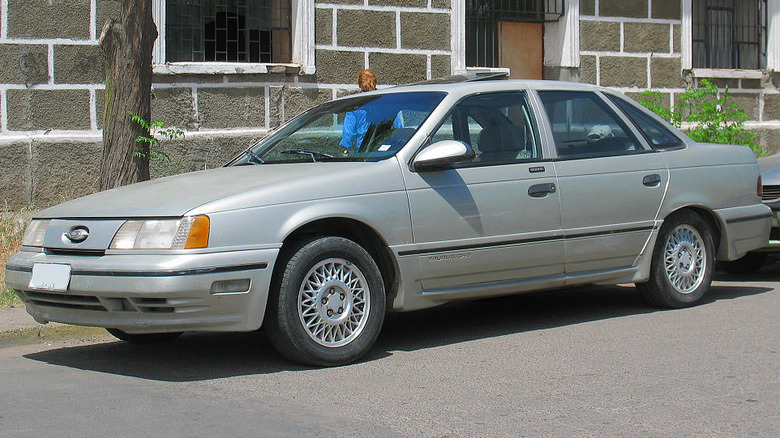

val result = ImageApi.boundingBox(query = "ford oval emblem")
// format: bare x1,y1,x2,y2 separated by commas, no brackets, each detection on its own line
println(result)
64,227,89,243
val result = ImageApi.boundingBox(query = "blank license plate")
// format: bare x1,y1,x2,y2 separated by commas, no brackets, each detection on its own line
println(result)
29,263,72,292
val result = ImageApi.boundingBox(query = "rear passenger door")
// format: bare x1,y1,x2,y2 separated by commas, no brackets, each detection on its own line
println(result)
536,91,669,274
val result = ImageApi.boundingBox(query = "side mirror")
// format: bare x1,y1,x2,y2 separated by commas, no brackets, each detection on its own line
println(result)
412,140,475,171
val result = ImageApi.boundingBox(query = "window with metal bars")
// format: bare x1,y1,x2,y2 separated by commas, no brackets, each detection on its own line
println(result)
692,0,767,69
466,0,564,68
166,0,291,63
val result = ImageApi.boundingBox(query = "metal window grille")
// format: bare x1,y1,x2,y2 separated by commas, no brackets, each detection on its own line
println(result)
166,0,291,63
692,0,767,69
466,0,564,68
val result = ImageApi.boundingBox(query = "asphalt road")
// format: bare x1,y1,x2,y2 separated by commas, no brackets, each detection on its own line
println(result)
1,269,778,437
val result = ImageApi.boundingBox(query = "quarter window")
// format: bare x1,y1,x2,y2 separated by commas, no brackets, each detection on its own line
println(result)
607,95,683,151
538,91,641,158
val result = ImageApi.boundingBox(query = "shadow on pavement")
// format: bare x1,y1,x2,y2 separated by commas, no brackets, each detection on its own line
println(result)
370,281,772,357
24,282,773,382
715,254,780,282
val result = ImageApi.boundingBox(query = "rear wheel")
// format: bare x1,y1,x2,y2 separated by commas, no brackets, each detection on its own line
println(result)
265,236,386,366
637,210,715,308
106,328,182,344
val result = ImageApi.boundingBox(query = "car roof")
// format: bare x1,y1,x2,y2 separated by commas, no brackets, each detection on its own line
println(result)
336,78,607,102
382,78,605,95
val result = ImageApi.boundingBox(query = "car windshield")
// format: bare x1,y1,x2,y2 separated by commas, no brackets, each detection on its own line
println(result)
229,91,446,165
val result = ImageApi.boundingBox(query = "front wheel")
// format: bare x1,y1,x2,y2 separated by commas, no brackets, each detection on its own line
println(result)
637,210,715,308
265,236,386,366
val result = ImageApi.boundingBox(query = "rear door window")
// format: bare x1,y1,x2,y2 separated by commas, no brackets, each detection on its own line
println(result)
538,91,642,158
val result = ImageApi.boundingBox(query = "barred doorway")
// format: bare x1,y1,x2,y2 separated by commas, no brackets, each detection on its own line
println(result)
466,1,564,79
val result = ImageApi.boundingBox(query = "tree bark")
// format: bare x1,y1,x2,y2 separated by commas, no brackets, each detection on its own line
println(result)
99,0,157,190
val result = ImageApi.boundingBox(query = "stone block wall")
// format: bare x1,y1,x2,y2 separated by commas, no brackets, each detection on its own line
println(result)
0,0,453,209
580,0,779,156
1,0,111,209
315,1,451,86
2,0,775,211
579,0,684,92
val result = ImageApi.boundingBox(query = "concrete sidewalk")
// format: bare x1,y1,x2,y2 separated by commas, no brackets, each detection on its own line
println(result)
0,306,41,331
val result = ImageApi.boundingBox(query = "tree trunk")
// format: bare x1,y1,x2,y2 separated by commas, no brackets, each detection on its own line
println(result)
99,0,157,190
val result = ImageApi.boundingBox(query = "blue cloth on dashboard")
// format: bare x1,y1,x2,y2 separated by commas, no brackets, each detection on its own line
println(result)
340,109,369,151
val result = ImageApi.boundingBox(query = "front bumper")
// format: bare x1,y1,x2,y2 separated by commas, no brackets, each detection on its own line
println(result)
5,247,279,334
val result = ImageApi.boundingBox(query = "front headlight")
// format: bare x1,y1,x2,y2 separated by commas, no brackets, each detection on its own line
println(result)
109,215,210,250
21,219,51,247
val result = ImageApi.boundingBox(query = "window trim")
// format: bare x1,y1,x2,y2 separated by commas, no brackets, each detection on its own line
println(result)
151,0,314,75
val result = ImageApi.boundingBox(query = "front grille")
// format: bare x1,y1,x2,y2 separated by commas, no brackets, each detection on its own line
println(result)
45,249,106,257
771,227,780,241
763,185,780,202
130,298,175,313
20,290,176,313
25,291,107,312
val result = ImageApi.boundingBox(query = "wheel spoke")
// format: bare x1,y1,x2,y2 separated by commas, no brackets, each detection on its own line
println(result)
662,224,707,294
297,257,372,348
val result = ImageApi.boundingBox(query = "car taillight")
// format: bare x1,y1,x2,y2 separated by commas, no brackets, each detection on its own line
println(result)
757,175,763,198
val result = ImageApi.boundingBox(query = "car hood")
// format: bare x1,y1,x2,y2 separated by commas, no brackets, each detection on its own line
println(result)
35,161,406,219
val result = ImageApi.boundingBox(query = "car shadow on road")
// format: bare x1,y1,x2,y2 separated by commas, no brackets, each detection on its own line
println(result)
369,281,773,357
23,282,773,382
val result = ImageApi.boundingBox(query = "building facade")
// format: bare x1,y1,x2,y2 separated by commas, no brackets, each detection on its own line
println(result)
1,0,778,208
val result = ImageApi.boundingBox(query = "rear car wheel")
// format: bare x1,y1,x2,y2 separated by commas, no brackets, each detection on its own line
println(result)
106,328,182,344
637,210,715,308
265,236,386,366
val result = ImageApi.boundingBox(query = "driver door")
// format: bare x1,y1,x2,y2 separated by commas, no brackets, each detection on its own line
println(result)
403,91,564,292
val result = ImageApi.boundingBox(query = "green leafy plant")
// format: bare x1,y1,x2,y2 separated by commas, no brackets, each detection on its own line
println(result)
129,113,184,162
640,79,765,157
1,207,35,309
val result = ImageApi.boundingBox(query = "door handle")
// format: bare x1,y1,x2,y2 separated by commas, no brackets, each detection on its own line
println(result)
528,183,556,198
643,174,661,187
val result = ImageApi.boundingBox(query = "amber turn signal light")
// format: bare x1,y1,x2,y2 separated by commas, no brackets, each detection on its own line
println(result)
185,215,210,249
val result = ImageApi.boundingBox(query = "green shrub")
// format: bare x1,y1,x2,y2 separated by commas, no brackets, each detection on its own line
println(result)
640,79,765,157
1,209,33,309
130,113,184,163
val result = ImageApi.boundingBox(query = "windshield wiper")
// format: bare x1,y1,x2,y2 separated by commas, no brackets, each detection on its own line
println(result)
238,148,265,165
281,148,334,162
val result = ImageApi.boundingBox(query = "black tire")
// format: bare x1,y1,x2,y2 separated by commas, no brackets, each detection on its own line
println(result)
265,236,386,367
720,252,768,275
106,328,183,344
637,210,715,308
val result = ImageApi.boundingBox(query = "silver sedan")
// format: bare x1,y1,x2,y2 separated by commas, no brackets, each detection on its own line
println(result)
5,80,772,366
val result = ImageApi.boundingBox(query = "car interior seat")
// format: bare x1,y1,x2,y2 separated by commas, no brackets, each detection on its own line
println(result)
477,124,525,162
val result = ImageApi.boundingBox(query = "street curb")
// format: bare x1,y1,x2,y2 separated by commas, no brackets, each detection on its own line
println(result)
0,324,110,348
0,306,110,348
